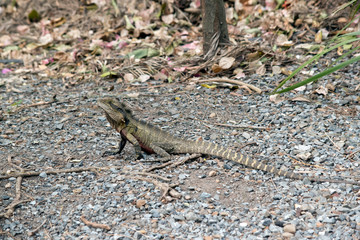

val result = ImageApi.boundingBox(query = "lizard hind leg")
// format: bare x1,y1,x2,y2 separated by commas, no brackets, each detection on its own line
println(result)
149,143,171,158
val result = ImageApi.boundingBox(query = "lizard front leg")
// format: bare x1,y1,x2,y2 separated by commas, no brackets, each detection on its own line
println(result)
122,132,145,159
103,135,127,156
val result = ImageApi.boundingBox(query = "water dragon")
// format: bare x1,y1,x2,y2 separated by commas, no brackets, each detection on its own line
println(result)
98,97,359,186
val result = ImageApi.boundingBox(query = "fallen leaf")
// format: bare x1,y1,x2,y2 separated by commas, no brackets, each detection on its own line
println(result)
219,57,235,70
337,46,343,55
67,29,81,39
256,64,266,75
201,84,217,89
212,64,222,73
124,73,134,82
294,86,306,92
38,33,53,45
0,35,12,47
326,83,335,91
269,94,284,104
315,30,322,43
315,86,328,96
281,68,292,76
234,68,245,79
295,44,314,50
136,199,146,208
162,14,174,24
16,25,30,35
153,72,167,80
338,17,347,23
291,96,311,102
276,34,293,46
272,66,281,75
139,74,150,82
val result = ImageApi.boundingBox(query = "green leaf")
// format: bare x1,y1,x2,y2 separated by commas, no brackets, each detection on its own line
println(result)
273,55,360,94
28,9,41,22
100,71,117,78
4,45,20,51
201,84,217,89
11,100,23,107
124,15,135,30
272,37,360,93
126,48,160,59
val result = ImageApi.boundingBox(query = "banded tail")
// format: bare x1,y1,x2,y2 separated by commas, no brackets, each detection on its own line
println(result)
175,140,360,185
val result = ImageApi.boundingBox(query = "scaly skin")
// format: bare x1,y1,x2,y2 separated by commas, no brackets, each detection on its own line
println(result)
98,97,359,186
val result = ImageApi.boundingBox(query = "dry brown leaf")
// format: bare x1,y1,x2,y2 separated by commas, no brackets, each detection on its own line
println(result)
38,33,53,45
234,0,243,11
326,83,335,92
54,51,72,63
248,60,261,72
291,96,311,102
234,68,245,79
16,25,30,35
276,34,293,46
139,74,150,82
281,68,292,76
136,199,146,208
337,46,343,56
338,17,348,23
315,30,322,43
269,94,284,104
0,35,13,47
124,73,134,82
294,86,306,92
153,72,167,81
212,64,222,73
272,66,281,75
219,57,235,70
315,86,328,96
256,64,266,75
162,14,174,24
67,29,81,39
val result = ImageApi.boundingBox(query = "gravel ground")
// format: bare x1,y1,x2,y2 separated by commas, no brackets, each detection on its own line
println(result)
1,69,360,239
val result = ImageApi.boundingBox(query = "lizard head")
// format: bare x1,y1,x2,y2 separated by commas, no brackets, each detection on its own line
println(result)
98,97,132,126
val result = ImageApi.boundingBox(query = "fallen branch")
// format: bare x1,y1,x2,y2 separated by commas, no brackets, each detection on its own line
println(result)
27,220,47,236
0,166,124,180
0,156,30,218
144,154,201,172
168,154,202,169
80,216,111,230
347,148,360,159
13,96,58,113
133,176,180,202
192,78,262,94
212,122,270,130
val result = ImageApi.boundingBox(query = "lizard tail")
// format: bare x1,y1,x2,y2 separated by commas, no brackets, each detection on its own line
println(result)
179,140,360,185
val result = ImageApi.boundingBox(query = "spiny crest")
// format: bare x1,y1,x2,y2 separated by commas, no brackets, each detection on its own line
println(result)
118,101,133,115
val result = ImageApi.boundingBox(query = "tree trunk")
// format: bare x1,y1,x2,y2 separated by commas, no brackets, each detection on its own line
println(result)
202,0,230,59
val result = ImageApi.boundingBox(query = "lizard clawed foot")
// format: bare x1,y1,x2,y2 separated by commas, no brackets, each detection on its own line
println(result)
102,150,121,157
136,152,147,160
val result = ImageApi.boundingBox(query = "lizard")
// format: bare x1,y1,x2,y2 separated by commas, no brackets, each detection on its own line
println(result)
98,97,360,186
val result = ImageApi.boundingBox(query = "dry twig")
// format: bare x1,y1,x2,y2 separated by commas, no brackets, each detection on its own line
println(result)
0,156,30,219
192,78,262,93
80,216,111,230
133,176,180,202
144,154,202,172
27,220,47,236
0,166,124,180
13,96,58,113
